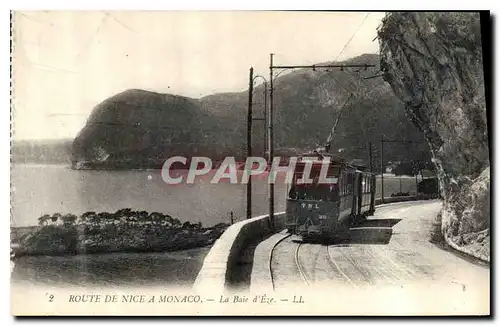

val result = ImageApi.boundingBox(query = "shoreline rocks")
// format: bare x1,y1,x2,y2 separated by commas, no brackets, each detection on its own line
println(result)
11,209,229,258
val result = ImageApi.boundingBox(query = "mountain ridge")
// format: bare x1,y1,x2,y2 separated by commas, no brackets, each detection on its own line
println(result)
16,53,430,169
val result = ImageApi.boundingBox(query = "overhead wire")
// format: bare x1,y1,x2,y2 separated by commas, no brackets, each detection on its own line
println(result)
334,13,370,61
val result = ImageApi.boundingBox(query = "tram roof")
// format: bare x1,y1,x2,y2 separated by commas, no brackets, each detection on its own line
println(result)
296,151,348,166
296,151,372,173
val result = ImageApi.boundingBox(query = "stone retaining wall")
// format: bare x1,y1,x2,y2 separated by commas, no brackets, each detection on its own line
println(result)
193,212,286,292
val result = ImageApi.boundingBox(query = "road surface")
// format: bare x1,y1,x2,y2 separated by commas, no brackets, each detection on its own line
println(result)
265,201,489,310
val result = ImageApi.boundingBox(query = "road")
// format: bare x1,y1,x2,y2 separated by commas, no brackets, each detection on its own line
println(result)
267,201,489,295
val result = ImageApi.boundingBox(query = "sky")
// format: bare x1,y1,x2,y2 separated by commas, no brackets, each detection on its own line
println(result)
12,11,385,140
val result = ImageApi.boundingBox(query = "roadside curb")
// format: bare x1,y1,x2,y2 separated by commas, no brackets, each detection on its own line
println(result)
374,194,438,206
444,232,490,263
249,230,290,292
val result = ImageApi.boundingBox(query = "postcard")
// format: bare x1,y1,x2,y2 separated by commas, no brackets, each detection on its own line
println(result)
10,10,490,316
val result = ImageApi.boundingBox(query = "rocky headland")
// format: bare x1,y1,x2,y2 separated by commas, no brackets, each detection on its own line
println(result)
11,209,228,258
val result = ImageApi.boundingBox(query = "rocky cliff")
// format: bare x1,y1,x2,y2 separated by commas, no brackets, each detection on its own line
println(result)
378,12,490,261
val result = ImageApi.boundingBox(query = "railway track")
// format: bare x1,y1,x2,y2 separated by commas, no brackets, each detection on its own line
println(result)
325,245,357,287
294,243,310,286
269,230,412,289
269,236,366,289
270,237,428,290
269,236,313,290
269,234,290,291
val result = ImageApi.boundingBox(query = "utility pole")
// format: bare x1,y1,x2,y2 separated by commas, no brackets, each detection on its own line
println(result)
245,72,268,221
268,54,375,229
380,136,385,203
268,54,274,229
263,82,268,159
247,67,254,220
251,76,268,158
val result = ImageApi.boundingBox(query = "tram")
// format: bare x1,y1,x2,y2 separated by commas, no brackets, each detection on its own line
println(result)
285,151,376,241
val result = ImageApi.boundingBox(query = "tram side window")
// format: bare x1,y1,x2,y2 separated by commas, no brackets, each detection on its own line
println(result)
339,172,342,196
348,172,353,194
342,172,346,196
353,173,355,194
339,173,343,196
345,171,351,195
354,173,356,194
347,173,350,194
343,173,347,196
349,172,352,194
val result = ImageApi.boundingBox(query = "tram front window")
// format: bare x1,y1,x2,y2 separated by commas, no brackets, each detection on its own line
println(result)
288,178,338,201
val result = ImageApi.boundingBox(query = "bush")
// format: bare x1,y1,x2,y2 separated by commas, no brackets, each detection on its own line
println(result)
61,213,77,226
37,214,51,226
26,225,78,254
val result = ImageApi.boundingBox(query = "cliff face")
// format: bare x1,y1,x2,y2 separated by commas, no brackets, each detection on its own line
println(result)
378,12,490,260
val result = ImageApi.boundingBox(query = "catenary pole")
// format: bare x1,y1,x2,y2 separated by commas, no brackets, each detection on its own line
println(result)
246,67,254,220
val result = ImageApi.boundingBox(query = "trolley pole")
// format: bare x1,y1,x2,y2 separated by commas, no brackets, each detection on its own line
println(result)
268,54,275,229
247,67,254,220
380,136,385,203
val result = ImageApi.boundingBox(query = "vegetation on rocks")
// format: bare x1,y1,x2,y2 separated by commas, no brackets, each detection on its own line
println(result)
11,209,229,257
